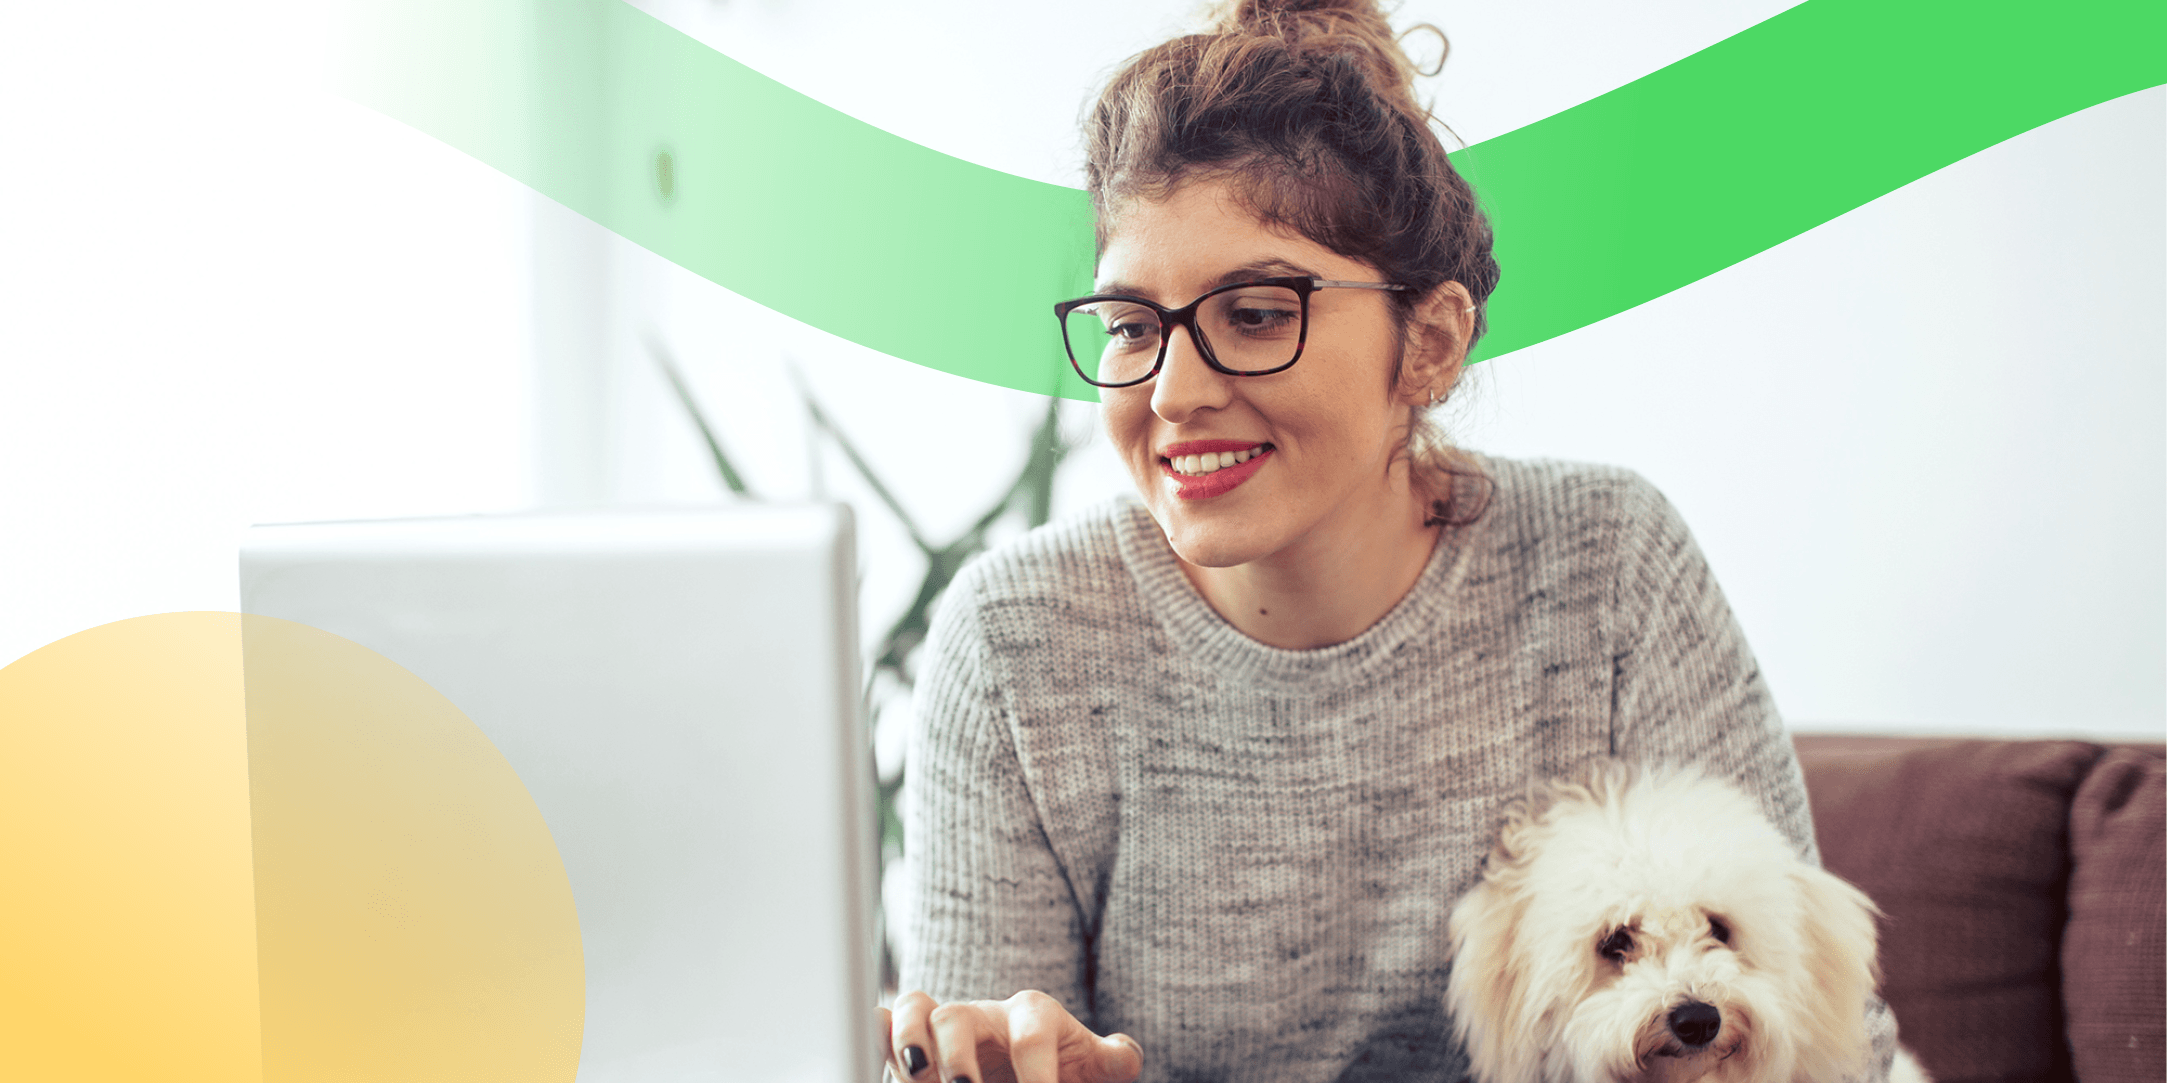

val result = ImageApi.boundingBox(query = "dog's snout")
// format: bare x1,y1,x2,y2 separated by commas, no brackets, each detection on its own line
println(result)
1668,1001,1721,1047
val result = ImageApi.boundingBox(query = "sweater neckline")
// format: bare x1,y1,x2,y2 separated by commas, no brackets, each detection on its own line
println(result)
1109,493,1482,689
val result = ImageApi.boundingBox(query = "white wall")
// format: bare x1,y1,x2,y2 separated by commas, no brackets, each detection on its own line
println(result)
1460,88,2164,737
1,3,537,666
4,1,2159,740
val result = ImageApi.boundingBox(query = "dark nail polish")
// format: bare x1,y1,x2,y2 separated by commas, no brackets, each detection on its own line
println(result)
902,1045,928,1076
951,1077,973,1083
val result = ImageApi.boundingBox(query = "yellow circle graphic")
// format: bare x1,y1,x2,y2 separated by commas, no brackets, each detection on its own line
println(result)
0,613,584,1083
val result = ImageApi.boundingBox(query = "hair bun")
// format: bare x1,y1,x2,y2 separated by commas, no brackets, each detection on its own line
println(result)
1205,0,1441,97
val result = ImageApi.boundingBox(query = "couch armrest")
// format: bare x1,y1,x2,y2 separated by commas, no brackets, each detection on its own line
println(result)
2061,745,2164,1083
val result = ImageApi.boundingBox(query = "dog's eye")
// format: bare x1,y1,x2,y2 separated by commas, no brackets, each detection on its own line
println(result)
1597,927,1633,962
1709,916,1731,944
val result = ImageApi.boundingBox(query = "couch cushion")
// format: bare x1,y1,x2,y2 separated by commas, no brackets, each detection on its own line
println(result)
1794,736,2102,1083
2061,746,2165,1083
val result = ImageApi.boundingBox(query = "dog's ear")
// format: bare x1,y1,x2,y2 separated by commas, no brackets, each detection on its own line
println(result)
1488,782,1559,869
1787,863,1882,1081
1490,810,1532,867
1446,877,1543,1083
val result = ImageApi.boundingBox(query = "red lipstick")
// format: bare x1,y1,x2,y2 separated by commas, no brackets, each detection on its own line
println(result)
1161,439,1265,457
1160,442,1273,501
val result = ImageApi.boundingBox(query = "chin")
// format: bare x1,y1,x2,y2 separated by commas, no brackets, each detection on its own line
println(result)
1445,761,1931,1083
1157,523,1267,570
1139,490,1277,570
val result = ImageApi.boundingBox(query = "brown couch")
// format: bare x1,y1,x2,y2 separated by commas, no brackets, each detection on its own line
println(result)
1794,736,2165,1083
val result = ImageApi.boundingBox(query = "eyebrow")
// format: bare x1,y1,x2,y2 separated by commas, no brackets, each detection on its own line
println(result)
1094,258,1321,300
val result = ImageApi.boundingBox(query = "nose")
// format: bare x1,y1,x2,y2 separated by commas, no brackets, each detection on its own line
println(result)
1668,1001,1721,1047
1149,320,1233,425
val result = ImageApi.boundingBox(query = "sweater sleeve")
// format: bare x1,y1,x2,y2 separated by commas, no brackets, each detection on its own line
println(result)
897,572,1094,1018
1604,475,1903,1082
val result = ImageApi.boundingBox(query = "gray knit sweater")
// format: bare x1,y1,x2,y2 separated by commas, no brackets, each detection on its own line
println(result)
900,456,1896,1081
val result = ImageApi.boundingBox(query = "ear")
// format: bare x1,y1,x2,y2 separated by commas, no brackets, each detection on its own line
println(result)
1447,874,1543,1083
1787,863,1882,1080
1395,280,1476,407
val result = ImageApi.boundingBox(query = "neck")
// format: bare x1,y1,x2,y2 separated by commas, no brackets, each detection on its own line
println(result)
1176,477,1441,650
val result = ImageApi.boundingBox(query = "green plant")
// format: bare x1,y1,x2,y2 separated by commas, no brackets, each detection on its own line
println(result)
797,384,1073,851
651,338,1077,985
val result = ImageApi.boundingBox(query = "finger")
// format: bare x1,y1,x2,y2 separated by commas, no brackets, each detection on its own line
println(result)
888,990,939,1080
877,1007,898,1081
1004,991,1063,1083
1088,1033,1144,1083
928,1000,993,1083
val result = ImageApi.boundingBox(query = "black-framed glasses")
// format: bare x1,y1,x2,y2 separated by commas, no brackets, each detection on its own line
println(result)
1054,276,1410,389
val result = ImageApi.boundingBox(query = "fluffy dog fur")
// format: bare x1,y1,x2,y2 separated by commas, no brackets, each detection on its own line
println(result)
1445,762,1928,1083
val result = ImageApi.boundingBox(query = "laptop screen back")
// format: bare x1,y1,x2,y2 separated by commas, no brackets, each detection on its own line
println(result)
240,504,876,1083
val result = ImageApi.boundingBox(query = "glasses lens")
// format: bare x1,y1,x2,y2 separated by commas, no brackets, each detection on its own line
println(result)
1064,300,1162,386
1199,285,1304,374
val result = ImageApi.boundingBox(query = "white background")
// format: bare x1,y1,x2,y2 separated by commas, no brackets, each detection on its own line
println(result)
2,0,2160,740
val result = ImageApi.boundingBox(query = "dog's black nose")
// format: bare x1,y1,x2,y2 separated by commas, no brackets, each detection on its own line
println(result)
1668,1001,1721,1047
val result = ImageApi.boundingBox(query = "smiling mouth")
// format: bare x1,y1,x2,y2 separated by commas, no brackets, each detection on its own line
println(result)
1162,442,1272,476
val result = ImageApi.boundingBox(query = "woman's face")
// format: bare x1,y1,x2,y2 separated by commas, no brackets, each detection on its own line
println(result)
1095,178,1433,570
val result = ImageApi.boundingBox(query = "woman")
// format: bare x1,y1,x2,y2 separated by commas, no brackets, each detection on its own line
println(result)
880,1,1896,1080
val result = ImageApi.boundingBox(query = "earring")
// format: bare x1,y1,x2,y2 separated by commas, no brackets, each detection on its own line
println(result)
1428,389,1440,407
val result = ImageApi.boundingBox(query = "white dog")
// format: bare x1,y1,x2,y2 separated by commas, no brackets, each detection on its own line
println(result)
1445,761,1928,1083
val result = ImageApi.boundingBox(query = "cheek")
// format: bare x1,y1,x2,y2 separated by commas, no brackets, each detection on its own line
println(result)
1280,393,1398,465
1100,391,1154,462
1275,351,1406,455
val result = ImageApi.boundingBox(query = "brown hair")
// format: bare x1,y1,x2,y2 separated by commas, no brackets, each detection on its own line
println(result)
1084,0,1497,526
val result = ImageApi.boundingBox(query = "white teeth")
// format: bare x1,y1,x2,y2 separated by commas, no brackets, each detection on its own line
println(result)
1169,445,1268,475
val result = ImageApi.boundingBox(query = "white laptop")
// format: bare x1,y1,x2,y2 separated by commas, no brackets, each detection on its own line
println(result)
240,504,878,1082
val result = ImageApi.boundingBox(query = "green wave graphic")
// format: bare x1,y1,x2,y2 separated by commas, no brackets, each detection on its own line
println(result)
338,0,2164,401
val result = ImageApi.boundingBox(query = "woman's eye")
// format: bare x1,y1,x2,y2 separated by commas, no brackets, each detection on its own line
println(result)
1709,916,1731,944
1223,304,1299,335
1106,319,1158,349
1597,928,1633,962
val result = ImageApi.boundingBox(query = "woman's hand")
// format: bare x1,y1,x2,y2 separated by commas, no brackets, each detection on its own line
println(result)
879,989,1143,1083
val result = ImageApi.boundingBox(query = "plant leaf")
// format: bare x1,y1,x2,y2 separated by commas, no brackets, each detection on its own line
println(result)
648,334,754,497
793,373,934,553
